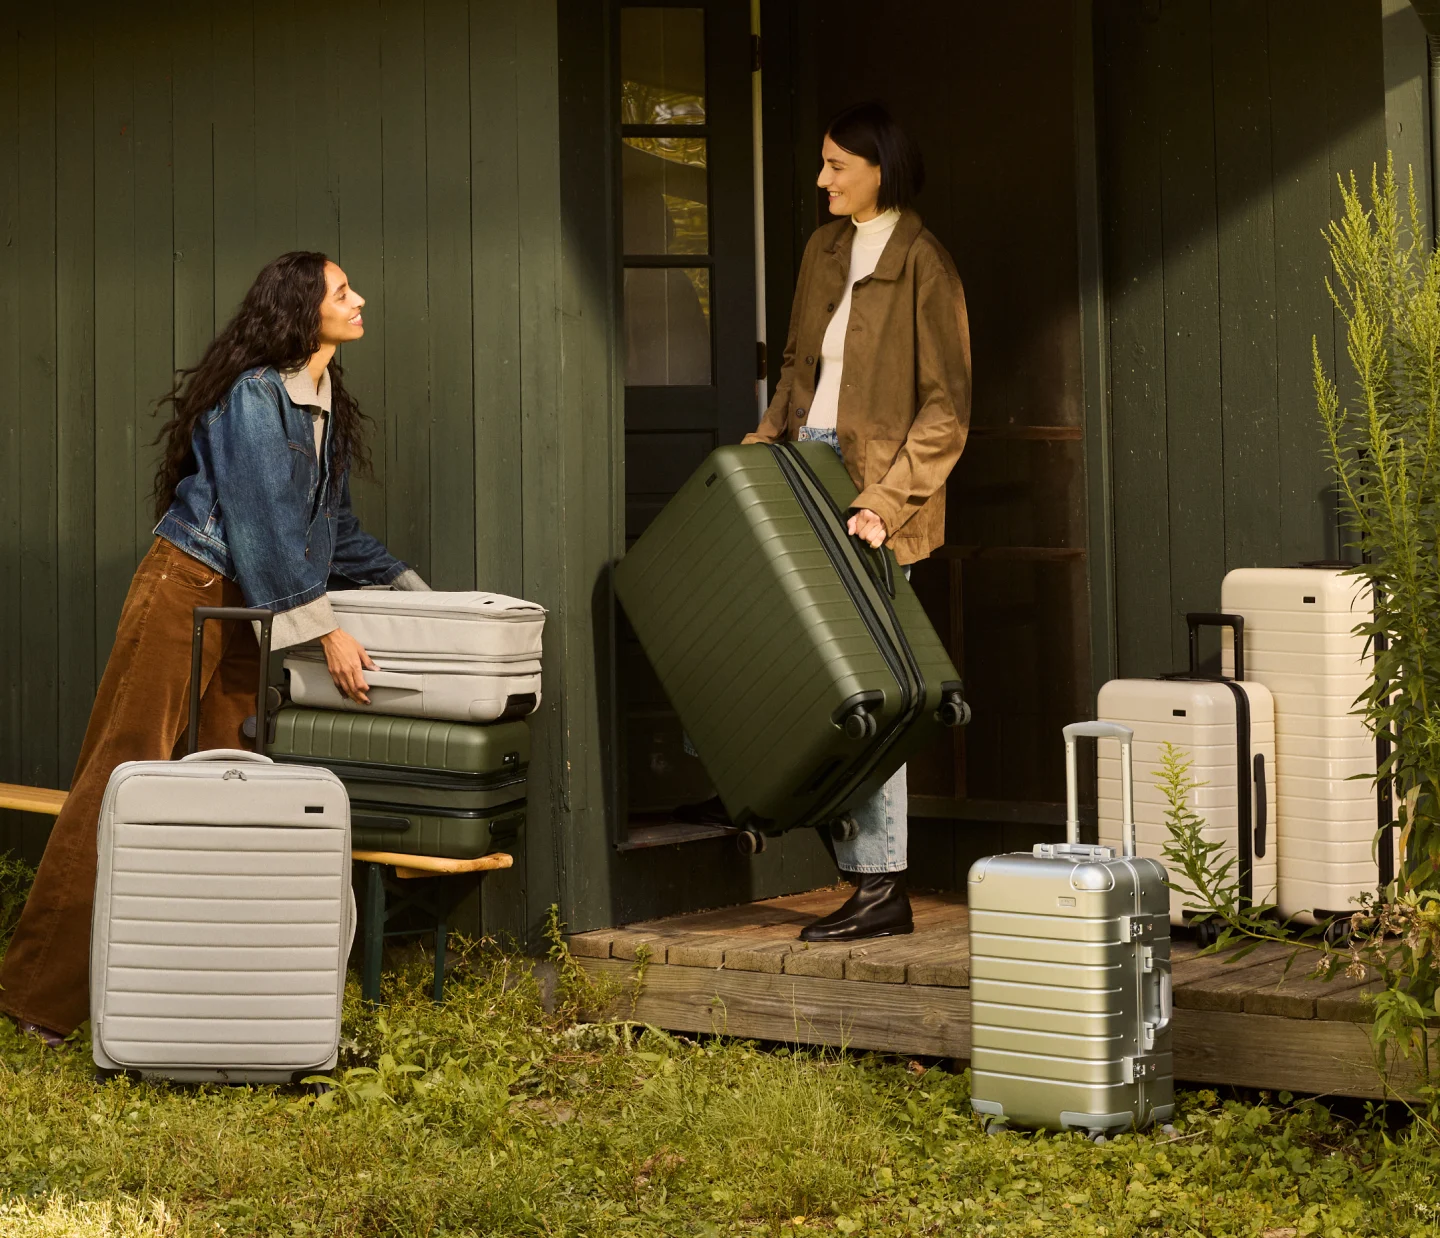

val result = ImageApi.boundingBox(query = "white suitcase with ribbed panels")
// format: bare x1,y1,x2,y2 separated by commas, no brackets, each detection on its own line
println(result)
1096,614,1277,939
1220,567,1396,922
91,608,354,1083
969,722,1175,1139
285,590,545,723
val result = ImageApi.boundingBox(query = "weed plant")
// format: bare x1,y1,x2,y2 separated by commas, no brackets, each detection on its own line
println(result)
3,932,1440,1236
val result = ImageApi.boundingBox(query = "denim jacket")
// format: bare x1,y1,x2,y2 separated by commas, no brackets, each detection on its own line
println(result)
155,366,426,649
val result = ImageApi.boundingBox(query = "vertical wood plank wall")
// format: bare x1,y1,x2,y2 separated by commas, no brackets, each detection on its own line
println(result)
1098,0,1389,678
0,1,609,944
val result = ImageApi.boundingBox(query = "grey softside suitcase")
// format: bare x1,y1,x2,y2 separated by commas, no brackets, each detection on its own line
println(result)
968,721,1175,1138
91,607,354,1084
270,707,527,860
613,441,969,848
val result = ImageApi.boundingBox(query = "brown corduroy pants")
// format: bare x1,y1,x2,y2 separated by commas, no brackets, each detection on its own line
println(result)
0,537,262,1035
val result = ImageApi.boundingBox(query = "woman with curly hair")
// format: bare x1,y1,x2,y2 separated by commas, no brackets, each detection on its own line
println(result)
1,252,425,1045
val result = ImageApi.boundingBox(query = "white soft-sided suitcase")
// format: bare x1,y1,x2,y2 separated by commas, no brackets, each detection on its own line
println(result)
91,608,354,1083
1220,567,1396,922
1097,614,1277,931
284,590,545,723
969,722,1175,1137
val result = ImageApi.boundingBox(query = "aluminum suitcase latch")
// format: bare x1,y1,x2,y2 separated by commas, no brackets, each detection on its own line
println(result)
1124,1054,1163,1083
1121,914,1162,944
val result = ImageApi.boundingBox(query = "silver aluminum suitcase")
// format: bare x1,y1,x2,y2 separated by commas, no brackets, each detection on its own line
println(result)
1097,613,1277,935
1220,567,1396,922
285,590,544,723
91,607,354,1083
969,721,1175,1137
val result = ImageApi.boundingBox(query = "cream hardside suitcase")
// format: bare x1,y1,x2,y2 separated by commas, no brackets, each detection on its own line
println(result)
969,722,1175,1138
285,590,545,723
91,608,354,1083
1097,614,1277,936
1220,567,1396,922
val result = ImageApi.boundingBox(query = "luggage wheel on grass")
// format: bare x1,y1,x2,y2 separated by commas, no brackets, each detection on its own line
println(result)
353,850,514,1004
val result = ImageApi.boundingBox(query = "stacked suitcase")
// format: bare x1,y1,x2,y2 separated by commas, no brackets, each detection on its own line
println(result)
1220,567,1396,922
1096,614,1277,940
969,722,1175,1137
269,710,528,860
274,590,545,859
285,590,545,723
613,440,968,849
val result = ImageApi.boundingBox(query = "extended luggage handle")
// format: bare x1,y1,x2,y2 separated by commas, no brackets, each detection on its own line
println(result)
189,607,275,758
1064,721,1134,854
1186,612,1245,681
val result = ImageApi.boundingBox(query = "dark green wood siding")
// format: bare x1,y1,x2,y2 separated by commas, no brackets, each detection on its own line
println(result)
0,1,620,944
1098,0,1388,678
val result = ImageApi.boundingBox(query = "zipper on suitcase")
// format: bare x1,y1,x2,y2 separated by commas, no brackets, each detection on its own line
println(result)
275,754,527,795
768,443,926,822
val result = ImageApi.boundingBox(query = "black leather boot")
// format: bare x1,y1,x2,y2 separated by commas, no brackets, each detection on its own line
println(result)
799,872,913,943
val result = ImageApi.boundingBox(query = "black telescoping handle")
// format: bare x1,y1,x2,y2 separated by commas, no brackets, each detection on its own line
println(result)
1186,612,1245,681
1253,752,1267,859
189,606,274,757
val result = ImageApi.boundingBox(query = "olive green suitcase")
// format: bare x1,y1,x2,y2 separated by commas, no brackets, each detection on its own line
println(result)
613,441,968,848
270,708,527,859
968,722,1175,1138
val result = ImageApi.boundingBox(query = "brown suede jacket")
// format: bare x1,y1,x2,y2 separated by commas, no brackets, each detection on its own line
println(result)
743,209,971,564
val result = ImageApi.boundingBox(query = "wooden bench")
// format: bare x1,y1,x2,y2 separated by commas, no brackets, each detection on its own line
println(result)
0,781,509,1005
0,783,67,816
352,851,514,1004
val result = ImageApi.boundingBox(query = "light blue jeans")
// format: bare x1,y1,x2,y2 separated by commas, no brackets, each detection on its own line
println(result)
797,426,908,875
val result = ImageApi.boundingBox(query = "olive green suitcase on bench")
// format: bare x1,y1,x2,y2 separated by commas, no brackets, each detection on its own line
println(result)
968,722,1175,1138
613,441,969,849
270,708,527,859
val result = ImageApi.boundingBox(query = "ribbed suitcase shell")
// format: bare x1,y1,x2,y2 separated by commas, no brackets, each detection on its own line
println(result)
1096,678,1277,923
613,441,964,834
1220,567,1393,920
969,723,1174,1135
270,709,528,859
90,751,353,1083
284,591,545,722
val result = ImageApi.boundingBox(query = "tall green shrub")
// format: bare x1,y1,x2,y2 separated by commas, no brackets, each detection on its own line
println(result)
1316,155,1440,890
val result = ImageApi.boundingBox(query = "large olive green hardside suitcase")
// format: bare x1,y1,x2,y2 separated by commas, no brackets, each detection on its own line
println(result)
968,722,1175,1138
613,441,968,847
270,708,527,859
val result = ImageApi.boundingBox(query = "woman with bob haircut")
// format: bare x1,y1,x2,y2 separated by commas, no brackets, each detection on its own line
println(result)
744,101,972,943
1,251,426,1045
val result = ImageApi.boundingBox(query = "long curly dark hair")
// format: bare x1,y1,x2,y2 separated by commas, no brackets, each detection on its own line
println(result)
152,250,372,519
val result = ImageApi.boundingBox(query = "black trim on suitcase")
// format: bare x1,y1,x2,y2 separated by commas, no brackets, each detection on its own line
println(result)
350,798,526,823
189,606,274,757
768,443,925,826
272,754,527,795
1173,613,1256,905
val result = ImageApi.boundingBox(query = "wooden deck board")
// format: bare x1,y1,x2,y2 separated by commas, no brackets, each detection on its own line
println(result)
570,889,1405,1096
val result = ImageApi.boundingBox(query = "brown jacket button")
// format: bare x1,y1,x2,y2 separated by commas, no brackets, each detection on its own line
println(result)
805,355,815,365
826,302,835,313
796,408,807,418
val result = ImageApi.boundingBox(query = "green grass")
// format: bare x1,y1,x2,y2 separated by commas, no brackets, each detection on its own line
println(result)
2,936,1440,1236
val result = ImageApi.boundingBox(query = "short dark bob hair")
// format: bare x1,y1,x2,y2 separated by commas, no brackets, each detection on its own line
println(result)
825,101,925,213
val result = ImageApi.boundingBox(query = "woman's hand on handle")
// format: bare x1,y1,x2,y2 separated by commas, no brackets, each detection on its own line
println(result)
847,508,887,549
320,628,377,704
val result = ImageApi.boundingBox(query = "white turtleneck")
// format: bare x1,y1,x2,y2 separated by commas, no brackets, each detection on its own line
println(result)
807,208,901,431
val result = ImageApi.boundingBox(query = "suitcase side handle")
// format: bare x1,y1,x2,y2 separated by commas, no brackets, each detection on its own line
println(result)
1063,721,1134,852
1185,612,1245,681
189,607,275,758
1253,752,1267,859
